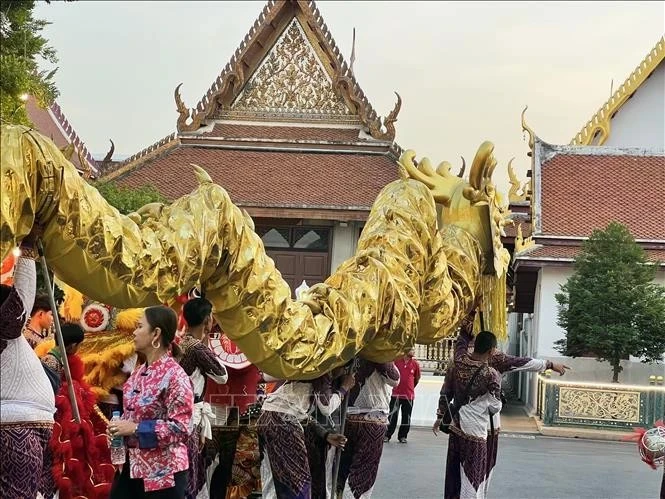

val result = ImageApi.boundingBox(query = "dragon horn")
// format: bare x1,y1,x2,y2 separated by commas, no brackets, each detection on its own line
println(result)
191,164,212,184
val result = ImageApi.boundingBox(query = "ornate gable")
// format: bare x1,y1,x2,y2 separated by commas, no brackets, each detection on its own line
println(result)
175,0,400,140
228,18,353,121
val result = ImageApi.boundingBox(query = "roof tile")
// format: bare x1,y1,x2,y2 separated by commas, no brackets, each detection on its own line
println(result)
517,244,665,264
540,154,665,240
115,146,398,209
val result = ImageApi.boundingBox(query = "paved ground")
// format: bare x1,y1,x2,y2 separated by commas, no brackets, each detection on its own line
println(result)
374,428,661,498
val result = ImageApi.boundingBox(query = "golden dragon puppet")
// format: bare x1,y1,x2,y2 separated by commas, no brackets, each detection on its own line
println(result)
0,124,511,380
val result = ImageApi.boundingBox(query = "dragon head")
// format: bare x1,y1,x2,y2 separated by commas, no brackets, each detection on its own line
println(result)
399,141,511,277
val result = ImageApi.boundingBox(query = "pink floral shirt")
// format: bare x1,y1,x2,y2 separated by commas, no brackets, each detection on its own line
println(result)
122,354,194,491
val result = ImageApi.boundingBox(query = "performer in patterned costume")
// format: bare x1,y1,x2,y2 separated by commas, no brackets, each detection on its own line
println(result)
258,373,354,499
179,297,229,499
0,250,57,499
337,359,400,499
23,294,53,349
303,366,346,499
444,308,569,485
209,402,263,499
436,311,502,499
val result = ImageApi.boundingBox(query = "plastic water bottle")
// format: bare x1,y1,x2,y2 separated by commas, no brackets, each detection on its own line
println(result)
109,411,126,465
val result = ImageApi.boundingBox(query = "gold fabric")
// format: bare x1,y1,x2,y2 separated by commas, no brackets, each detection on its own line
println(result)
1,124,507,379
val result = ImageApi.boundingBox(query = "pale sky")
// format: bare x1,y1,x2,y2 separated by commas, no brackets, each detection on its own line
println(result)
34,1,664,191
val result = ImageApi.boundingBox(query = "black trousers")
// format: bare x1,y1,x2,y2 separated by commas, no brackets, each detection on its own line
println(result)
110,460,187,499
386,397,413,440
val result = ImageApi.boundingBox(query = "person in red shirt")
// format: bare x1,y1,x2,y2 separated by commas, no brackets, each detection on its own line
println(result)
385,349,421,443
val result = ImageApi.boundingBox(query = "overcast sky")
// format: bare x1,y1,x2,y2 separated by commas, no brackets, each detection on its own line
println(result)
34,1,664,191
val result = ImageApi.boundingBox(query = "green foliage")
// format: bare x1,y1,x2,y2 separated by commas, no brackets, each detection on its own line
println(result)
0,1,59,125
555,222,665,382
94,181,167,215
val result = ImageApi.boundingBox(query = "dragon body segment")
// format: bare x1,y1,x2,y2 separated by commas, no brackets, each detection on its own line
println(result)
1,124,506,379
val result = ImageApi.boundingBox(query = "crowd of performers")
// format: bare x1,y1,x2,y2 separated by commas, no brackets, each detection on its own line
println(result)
0,248,407,499
1,248,662,499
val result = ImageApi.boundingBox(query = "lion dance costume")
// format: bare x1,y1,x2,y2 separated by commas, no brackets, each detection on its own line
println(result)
35,282,142,414
27,281,142,498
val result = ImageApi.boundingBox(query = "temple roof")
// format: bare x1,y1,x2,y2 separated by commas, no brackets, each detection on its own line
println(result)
514,244,665,267
108,147,398,220
570,36,665,146
101,0,402,215
25,96,99,175
173,0,400,139
532,142,665,241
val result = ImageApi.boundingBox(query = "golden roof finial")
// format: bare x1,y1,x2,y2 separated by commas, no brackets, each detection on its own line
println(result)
508,158,528,203
521,106,535,153
514,223,535,253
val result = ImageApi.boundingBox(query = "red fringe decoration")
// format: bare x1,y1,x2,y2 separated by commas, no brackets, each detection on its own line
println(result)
49,354,115,499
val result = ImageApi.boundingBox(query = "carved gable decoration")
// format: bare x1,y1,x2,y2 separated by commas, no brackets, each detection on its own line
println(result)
229,18,353,120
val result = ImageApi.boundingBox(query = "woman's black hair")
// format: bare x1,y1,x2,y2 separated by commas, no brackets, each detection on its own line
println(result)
144,305,181,357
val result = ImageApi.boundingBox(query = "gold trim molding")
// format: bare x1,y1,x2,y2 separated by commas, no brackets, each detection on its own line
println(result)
571,36,665,146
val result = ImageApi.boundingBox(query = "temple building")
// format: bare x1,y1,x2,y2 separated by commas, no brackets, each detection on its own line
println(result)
508,36,665,411
24,95,102,177
98,0,402,292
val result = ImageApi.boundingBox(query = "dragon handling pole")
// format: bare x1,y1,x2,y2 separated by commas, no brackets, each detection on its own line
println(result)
37,239,81,424
331,357,359,497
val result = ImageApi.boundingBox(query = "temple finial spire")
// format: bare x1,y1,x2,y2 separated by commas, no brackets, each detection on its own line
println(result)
349,27,356,75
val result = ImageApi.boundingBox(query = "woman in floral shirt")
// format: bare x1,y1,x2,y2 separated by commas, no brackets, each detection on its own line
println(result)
108,306,194,498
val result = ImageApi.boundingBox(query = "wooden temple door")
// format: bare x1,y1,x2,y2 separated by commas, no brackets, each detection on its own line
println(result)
257,226,331,298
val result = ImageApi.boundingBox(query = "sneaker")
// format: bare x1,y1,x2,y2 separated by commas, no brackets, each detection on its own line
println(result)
383,436,390,443
398,438,407,443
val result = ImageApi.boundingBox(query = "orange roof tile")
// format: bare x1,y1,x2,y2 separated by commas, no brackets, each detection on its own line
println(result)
540,153,665,240
114,146,398,210
516,244,665,264
25,97,97,172
504,222,532,239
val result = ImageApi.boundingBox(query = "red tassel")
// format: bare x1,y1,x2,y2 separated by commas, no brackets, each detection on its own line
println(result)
48,353,115,498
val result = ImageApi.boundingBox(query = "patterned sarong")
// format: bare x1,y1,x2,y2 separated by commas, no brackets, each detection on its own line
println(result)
304,421,329,499
258,410,311,499
486,431,499,482
444,429,490,499
186,426,207,499
0,422,54,499
337,415,387,499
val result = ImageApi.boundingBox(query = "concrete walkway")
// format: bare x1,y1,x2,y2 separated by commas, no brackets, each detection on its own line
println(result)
498,402,539,434
375,428,660,499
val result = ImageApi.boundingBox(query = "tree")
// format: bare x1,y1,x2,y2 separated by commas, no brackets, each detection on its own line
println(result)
94,181,167,215
555,222,665,382
0,1,60,125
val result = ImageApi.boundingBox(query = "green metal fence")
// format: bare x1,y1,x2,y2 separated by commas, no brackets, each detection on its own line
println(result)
536,373,665,430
